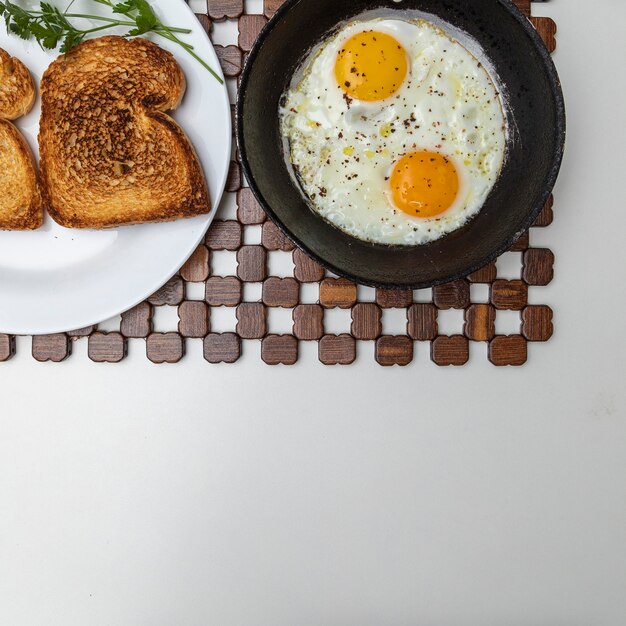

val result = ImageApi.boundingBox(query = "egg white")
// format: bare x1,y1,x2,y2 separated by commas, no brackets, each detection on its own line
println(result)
280,18,507,246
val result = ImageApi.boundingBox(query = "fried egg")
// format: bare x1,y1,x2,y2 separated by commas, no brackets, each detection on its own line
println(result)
279,18,507,246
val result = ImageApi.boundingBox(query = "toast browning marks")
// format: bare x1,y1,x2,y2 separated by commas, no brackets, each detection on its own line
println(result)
0,49,42,231
39,36,210,229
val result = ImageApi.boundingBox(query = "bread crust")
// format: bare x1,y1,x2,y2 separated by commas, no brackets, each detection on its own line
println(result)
39,36,211,229
0,49,43,231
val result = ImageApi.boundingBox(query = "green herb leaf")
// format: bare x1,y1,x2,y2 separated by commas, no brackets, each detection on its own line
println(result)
0,0,223,83
60,29,85,53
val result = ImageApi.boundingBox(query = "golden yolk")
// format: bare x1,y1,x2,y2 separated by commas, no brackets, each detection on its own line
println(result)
335,31,408,102
390,152,460,218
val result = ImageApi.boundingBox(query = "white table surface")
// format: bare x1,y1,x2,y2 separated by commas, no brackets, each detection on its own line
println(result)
1,0,626,624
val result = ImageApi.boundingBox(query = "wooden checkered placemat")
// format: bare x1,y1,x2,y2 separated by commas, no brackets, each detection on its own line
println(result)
0,0,558,366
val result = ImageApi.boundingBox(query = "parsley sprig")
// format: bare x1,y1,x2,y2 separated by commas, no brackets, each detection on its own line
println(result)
0,0,223,83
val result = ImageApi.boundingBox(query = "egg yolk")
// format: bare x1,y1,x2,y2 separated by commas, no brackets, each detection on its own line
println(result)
390,152,460,218
335,31,408,102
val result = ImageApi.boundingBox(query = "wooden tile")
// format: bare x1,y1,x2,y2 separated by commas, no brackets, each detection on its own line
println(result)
194,13,212,36
375,336,414,366
178,302,209,338
204,333,241,363
121,302,152,338
431,335,469,366
0,335,15,362
375,288,413,309
226,161,241,192
489,335,528,366
88,332,126,363
67,326,96,338
262,277,299,308
491,280,528,310
464,304,496,341
206,220,242,251
262,221,295,251
351,303,382,340
407,304,438,340
205,276,242,306
32,334,70,362
509,230,530,252
146,333,184,364
237,188,266,224
238,14,267,52
148,275,184,306
262,334,298,365
180,245,210,283
215,44,242,77
433,279,470,309
264,0,284,18
236,303,267,339
293,248,325,282
467,262,497,283
533,195,554,227
319,334,356,365
531,16,557,53
523,248,554,286
512,0,531,17
522,305,554,342
320,278,357,309
237,245,267,282
293,304,324,340
207,0,243,20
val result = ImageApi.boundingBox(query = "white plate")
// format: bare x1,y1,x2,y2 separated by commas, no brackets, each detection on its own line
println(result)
0,0,230,335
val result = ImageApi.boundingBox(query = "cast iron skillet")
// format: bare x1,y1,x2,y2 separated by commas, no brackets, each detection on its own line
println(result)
236,0,566,288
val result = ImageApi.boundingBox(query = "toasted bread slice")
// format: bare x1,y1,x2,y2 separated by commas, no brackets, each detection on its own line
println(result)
0,49,43,230
39,36,210,229
0,48,36,119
